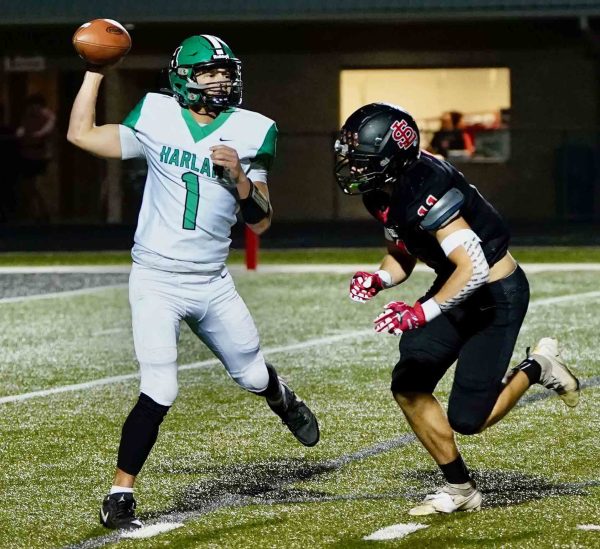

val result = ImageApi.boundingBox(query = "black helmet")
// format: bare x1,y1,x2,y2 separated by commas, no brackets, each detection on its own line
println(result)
334,103,420,195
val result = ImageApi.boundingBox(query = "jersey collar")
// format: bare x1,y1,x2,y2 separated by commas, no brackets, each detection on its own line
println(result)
180,107,234,143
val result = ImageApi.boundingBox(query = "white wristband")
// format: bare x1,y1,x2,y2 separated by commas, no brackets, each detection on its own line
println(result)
421,298,442,321
375,269,393,288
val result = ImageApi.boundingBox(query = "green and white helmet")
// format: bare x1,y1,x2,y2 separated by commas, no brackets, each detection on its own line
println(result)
168,35,242,109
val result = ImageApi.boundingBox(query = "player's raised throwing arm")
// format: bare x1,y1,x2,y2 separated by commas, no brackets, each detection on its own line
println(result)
67,70,122,159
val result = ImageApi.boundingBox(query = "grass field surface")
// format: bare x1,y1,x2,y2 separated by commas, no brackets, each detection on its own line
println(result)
1,252,599,548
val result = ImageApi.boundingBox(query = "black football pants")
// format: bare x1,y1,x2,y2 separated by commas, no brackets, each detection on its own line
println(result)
391,265,530,435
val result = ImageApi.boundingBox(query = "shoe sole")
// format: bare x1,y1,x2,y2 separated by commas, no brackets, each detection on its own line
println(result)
408,491,482,516
558,374,580,407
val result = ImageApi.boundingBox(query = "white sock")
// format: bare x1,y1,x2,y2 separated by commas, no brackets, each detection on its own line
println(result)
448,481,475,490
110,485,134,495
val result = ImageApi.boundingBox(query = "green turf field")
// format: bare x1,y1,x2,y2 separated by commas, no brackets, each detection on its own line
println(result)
0,255,599,548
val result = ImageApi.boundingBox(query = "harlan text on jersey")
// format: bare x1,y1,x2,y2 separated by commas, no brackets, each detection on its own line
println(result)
160,145,220,179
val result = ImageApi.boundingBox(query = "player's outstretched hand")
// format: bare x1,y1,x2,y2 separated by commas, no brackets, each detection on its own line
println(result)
374,300,426,335
349,271,385,303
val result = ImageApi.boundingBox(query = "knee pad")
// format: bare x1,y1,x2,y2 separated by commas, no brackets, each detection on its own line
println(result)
447,409,483,436
139,361,178,406
230,356,269,393
136,345,177,366
391,357,441,395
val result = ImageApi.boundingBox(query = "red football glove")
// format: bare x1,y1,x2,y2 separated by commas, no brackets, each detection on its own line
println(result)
349,271,385,303
374,300,426,335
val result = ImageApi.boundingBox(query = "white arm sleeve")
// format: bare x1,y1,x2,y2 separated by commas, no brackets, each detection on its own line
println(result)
438,228,490,311
246,162,268,184
119,124,145,160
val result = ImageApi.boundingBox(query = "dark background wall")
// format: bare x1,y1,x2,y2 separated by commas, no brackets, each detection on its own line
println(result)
0,18,598,229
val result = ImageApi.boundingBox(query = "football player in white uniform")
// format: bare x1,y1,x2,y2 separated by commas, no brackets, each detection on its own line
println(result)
67,34,319,530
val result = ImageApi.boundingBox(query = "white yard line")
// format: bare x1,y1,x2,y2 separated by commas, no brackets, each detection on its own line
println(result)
0,266,131,274
1,285,599,405
529,290,600,307
0,284,128,304
0,329,373,405
120,523,183,539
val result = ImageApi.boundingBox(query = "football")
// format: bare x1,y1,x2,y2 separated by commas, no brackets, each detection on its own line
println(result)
72,19,131,66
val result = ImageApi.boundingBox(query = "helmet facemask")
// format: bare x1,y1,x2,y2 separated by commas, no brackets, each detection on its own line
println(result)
334,133,397,195
335,139,396,194
168,36,243,110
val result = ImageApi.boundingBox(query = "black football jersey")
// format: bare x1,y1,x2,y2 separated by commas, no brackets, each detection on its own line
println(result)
363,151,510,285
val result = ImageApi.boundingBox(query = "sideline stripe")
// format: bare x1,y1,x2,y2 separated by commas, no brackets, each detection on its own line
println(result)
2,288,600,405
2,262,600,276
0,264,598,304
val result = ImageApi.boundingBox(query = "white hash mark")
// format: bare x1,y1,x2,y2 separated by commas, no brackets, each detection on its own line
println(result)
364,523,428,541
577,524,600,531
121,522,183,539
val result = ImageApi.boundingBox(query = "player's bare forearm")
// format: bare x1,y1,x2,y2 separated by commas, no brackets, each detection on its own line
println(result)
235,172,253,199
67,71,122,159
381,242,417,285
379,254,410,285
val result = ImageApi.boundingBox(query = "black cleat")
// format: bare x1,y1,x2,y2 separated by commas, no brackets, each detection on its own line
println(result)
100,492,143,530
268,382,320,447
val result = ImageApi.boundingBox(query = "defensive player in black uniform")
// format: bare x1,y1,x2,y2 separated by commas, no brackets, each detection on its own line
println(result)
335,103,580,515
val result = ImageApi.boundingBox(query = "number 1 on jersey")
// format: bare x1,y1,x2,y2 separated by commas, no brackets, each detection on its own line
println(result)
182,172,199,230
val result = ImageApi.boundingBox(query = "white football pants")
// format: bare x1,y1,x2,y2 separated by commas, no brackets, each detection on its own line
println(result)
129,262,269,406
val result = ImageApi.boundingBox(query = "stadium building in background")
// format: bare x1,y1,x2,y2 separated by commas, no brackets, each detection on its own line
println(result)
0,0,599,244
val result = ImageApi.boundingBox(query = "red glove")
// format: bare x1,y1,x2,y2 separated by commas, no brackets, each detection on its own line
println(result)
374,301,426,335
349,271,385,303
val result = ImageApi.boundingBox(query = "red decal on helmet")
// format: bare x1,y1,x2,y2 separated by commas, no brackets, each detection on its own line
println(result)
425,194,438,207
390,120,418,150
417,205,428,217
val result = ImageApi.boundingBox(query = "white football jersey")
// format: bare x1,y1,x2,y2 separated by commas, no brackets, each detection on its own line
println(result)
119,93,277,273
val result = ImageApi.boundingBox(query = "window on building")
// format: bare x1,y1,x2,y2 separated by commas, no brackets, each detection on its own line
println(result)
340,68,511,162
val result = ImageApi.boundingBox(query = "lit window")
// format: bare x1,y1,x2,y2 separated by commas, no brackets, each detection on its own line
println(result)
340,68,511,162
